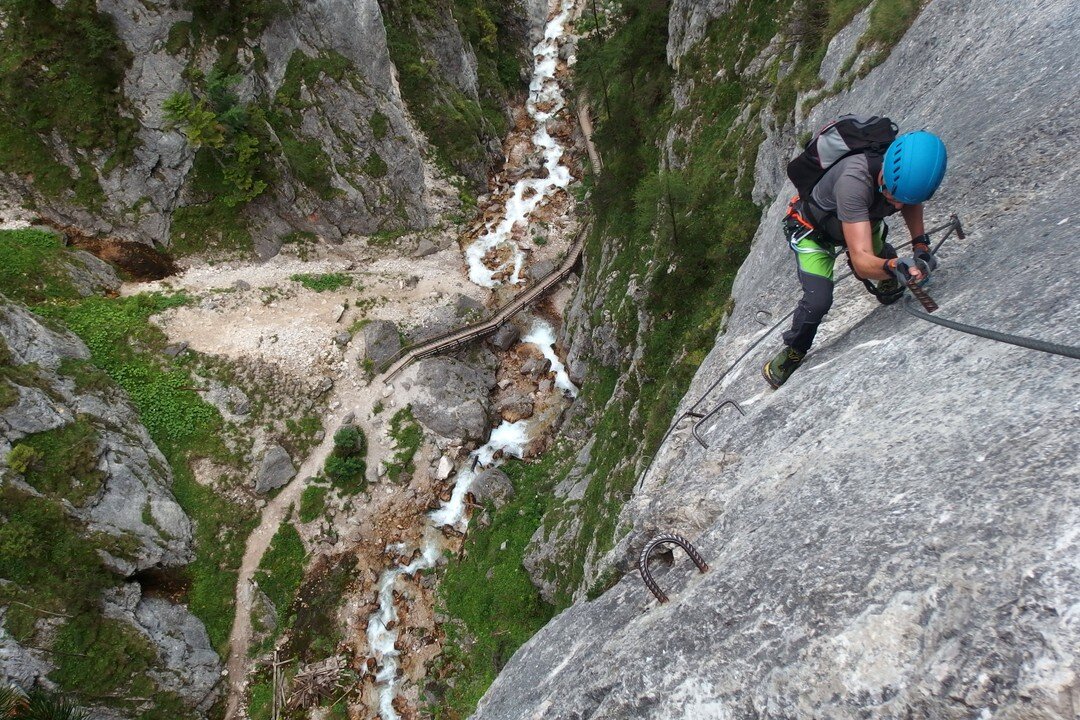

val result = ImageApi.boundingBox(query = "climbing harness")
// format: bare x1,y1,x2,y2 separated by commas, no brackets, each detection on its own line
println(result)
638,533,709,604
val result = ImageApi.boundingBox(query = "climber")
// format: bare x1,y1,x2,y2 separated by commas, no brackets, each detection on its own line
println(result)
762,124,948,389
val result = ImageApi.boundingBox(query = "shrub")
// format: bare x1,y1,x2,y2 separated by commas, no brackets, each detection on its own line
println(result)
5,445,41,475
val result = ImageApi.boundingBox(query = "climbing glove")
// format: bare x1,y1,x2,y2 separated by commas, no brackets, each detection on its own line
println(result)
886,257,931,284
912,234,938,271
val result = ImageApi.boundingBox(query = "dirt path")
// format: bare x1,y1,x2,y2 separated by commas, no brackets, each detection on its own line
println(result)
222,337,380,719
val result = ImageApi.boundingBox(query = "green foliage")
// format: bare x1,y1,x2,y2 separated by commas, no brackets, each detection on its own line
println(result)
163,92,226,148
18,419,105,506
290,272,353,292
247,681,273,720
386,407,422,482
362,151,389,178
0,486,181,710
51,614,157,697
434,450,566,716
0,0,136,201
298,484,328,523
323,423,367,492
0,229,79,305
284,559,354,663
255,523,306,614
279,136,337,199
5,444,41,474
0,685,91,720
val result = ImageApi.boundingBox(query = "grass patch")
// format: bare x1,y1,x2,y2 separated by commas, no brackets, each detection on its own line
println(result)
298,484,329,523
290,272,353,292
385,406,421,482
37,292,256,651
18,418,105,506
0,0,137,202
285,557,355,663
255,523,306,616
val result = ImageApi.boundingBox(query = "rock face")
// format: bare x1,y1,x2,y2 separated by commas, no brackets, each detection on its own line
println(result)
0,0,529,250
103,584,222,711
401,357,496,442
0,297,218,710
475,1,1080,718
472,468,515,510
0,300,193,574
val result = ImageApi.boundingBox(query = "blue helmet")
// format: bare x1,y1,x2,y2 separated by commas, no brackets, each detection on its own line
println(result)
882,130,948,205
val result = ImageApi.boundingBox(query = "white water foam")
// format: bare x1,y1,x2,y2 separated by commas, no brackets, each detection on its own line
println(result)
366,418,532,718
522,319,578,397
464,0,576,287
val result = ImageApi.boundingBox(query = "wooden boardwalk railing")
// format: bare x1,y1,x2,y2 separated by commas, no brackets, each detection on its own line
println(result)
379,223,588,383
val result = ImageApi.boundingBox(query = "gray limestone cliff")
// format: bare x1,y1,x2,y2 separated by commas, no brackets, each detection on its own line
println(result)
0,0,530,253
475,0,1080,717
0,297,222,712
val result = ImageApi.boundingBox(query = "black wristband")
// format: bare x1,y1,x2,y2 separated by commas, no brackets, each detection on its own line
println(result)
912,234,930,249
883,259,895,277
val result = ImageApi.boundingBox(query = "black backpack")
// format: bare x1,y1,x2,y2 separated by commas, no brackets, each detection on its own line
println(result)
786,115,898,201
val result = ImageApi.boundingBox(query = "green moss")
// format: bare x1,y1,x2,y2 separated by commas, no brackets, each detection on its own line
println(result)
170,200,253,257
0,229,80,305
386,406,422,482
370,110,390,140
285,559,354,663
0,0,137,201
37,293,256,651
380,0,523,182
298,484,328,523
362,150,388,178
51,614,157,697
19,418,105,506
433,448,568,716
323,425,367,493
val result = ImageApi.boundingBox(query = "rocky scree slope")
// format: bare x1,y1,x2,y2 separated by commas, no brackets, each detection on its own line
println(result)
0,0,531,254
474,0,1080,718
0,293,221,714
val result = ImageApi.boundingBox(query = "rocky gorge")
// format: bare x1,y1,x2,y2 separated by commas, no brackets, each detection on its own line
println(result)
1,0,1078,719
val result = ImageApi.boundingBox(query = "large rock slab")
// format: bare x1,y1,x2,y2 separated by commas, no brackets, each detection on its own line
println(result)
255,445,296,494
401,357,496,442
475,1,1080,718
0,300,194,574
360,320,403,369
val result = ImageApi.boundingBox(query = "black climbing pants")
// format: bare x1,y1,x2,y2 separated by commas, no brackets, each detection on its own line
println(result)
780,219,889,354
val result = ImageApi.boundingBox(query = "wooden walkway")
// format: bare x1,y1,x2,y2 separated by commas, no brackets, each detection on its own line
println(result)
379,224,588,383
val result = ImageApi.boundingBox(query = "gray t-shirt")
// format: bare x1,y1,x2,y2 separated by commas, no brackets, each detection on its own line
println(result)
810,153,895,223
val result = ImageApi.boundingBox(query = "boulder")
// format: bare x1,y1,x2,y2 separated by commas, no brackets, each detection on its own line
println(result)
361,320,402,368
472,468,515,510
255,445,296,494
489,323,521,351
404,357,495,442
414,238,438,257
495,392,534,423
526,259,557,283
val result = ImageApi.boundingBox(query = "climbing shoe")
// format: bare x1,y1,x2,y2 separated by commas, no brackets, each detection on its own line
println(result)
762,347,805,389
873,277,905,305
